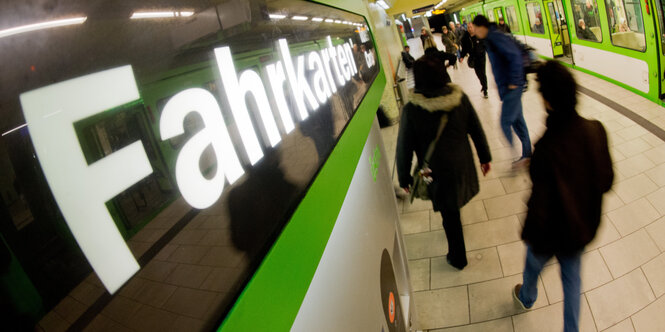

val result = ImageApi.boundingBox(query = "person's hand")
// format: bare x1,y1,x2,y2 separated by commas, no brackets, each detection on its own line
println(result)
460,57,464,63
403,187,410,194
481,163,491,176
508,84,518,90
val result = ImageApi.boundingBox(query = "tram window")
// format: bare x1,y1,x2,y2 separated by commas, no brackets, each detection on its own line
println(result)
487,10,496,22
506,6,521,32
526,2,546,34
572,0,602,41
604,0,646,50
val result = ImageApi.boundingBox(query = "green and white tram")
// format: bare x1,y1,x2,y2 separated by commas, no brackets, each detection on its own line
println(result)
461,0,665,104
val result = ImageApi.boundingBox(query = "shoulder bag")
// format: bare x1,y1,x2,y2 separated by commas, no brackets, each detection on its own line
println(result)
410,114,449,203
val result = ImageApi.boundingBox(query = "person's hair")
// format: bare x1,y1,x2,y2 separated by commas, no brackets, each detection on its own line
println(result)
537,60,577,113
472,15,490,28
413,55,452,96
404,45,410,50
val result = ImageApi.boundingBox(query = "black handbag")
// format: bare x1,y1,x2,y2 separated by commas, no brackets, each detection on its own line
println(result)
410,114,449,203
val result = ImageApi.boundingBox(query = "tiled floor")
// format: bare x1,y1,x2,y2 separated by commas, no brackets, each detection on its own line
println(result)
385,38,665,331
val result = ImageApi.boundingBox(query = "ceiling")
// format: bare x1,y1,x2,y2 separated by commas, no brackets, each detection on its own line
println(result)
385,0,481,17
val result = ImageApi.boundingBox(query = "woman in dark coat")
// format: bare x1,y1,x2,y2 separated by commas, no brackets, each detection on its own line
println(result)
396,55,492,270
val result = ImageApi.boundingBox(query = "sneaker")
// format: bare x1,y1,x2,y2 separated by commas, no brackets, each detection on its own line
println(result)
512,157,530,171
513,284,533,310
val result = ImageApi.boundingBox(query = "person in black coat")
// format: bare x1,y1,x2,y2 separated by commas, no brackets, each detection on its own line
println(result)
513,61,613,332
396,55,492,270
460,23,488,98
576,19,598,42
401,45,415,69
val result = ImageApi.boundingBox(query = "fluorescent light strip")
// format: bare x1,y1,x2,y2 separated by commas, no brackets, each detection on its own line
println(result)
269,14,287,19
377,0,390,10
131,11,175,19
0,17,87,39
324,18,334,23
292,16,308,21
1,123,27,136
312,17,324,22
130,11,194,19
334,20,342,24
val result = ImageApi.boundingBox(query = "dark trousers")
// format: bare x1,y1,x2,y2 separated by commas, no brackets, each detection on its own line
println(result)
474,59,488,93
440,206,467,268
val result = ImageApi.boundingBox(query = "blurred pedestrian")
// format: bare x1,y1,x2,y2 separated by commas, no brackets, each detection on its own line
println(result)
441,25,458,69
472,15,532,167
513,61,613,332
396,55,492,270
460,23,488,98
402,45,415,69
420,27,430,47
497,17,512,33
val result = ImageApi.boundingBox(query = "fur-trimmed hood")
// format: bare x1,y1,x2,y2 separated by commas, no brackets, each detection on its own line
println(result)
409,84,464,112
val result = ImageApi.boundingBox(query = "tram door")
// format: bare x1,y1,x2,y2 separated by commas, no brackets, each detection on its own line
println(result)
653,0,665,98
544,0,574,61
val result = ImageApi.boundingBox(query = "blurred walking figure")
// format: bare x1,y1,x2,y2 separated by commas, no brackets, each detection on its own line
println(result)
460,23,489,98
401,45,415,69
497,17,512,33
513,61,613,332
396,55,492,270
420,27,430,47
442,24,459,69
472,15,532,167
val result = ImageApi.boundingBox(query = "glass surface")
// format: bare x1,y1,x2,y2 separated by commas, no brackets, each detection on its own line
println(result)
572,0,603,41
604,0,646,50
0,0,378,330
656,0,665,54
505,6,521,32
526,2,546,34
487,10,496,22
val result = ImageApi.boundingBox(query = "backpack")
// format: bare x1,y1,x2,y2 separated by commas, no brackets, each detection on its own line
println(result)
505,32,543,74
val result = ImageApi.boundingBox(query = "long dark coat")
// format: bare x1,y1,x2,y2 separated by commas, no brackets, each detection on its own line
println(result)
522,112,614,255
396,84,492,211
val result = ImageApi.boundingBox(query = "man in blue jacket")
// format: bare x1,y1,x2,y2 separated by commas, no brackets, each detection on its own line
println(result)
472,15,532,167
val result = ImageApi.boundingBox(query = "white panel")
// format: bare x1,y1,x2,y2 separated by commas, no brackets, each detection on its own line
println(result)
291,119,413,331
524,35,553,58
571,44,649,93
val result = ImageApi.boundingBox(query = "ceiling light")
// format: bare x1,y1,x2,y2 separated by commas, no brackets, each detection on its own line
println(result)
131,11,175,19
130,11,194,19
269,14,287,19
334,20,342,23
377,0,390,10
1,123,27,136
324,18,334,23
292,16,308,21
0,17,87,39
312,17,324,22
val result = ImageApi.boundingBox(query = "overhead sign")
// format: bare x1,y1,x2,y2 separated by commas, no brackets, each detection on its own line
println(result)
19,36,375,293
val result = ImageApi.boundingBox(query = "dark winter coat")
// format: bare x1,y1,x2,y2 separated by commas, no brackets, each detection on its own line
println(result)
483,24,525,97
402,51,415,69
460,31,486,66
522,112,614,256
396,84,492,211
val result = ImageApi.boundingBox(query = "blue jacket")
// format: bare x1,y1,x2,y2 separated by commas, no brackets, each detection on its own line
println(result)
484,25,525,97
